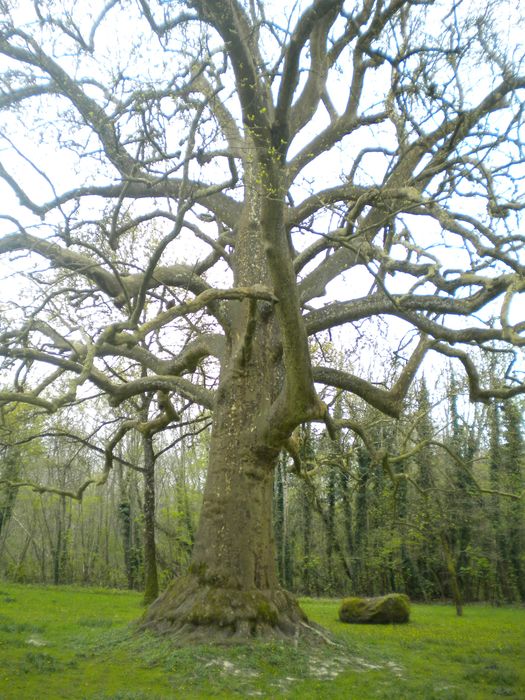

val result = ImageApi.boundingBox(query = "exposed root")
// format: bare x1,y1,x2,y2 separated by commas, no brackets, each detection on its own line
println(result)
139,575,324,644
298,620,341,647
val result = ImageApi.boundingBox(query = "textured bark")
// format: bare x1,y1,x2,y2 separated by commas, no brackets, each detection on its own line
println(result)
143,433,159,605
273,455,286,586
502,402,525,601
441,532,463,617
52,494,69,585
141,364,307,638
354,447,370,591
0,456,20,544
141,208,310,638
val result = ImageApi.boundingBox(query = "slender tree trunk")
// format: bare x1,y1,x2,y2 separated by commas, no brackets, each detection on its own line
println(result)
326,462,336,593
118,461,138,589
0,456,20,549
16,531,33,582
440,532,463,616
143,433,159,605
274,457,294,591
53,513,63,585
53,495,69,585
301,479,313,596
354,447,370,592
502,402,525,601
178,445,195,549
414,379,439,601
488,402,503,601
338,468,354,589
273,454,286,586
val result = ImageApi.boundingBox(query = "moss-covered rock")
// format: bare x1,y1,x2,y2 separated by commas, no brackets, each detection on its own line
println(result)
339,594,410,624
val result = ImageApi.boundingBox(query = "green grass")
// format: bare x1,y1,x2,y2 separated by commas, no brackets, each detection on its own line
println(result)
0,584,523,699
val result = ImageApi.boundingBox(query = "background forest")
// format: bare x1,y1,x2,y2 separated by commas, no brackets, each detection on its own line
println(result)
1,356,523,610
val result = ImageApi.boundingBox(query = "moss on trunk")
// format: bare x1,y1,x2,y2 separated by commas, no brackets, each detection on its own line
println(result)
140,574,307,640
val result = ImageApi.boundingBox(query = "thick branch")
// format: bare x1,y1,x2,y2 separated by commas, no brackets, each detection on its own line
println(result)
0,231,212,307
313,336,428,418
0,169,241,226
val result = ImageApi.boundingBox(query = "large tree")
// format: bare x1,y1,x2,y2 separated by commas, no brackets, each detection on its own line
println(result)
1,0,524,639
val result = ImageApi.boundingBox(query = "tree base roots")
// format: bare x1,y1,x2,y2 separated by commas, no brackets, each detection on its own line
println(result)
138,575,310,642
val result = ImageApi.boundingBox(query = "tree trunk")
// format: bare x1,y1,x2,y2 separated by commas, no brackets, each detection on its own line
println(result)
502,402,525,601
53,494,69,585
326,461,336,594
141,172,315,639
118,496,136,589
301,479,313,596
142,433,159,605
354,446,370,592
273,454,286,586
338,468,354,587
0,455,20,547
441,532,463,616
141,351,306,639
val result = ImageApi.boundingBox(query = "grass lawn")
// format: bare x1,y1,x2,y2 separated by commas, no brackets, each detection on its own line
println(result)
0,583,523,699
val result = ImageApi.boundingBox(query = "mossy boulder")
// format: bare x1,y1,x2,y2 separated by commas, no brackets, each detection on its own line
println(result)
339,594,410,624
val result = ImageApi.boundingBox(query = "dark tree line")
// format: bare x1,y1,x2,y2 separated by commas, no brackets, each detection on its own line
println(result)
272,381,524,608
1,376,523,611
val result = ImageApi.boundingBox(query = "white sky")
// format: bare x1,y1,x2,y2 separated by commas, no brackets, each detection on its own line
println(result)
1,0,524,398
